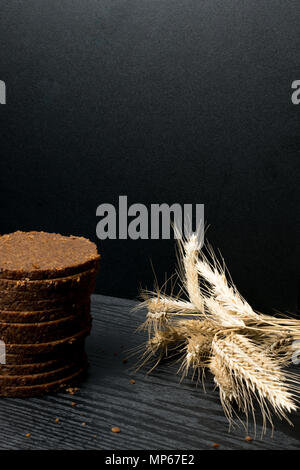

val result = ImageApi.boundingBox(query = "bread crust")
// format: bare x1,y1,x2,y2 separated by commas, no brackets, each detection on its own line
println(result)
0,355,88,387
0,267,97,294
4,341,85,365
0,291,92,311
0,299,90,323
0,350,86,375
0,311,91,343
0,366,87,397
5,327,91,355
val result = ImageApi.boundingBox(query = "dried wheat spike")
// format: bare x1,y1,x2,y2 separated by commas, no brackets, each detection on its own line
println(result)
267,335,294,365
137,326,186,373
205,297,246,328
196,249,260,321
178,334,212,380
212,333,297,430
147,327,183,355
143,295,199,314
180,234,204,313
175,318,222,339
228,333,284,379
138,294,201,335
209,354,238,420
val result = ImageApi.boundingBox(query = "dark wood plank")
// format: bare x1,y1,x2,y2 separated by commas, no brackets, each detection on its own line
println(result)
0,294,299,450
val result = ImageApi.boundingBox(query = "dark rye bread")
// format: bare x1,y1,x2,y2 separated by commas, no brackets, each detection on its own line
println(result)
0,231,100,280
0,350,86,375
0,311,91,343
0,367,87,397
0,277,96,304
0,284,95,304
0,299,91,323
0,231,99,397
0,290,91,312
5,340,85,365
5,327,91,355
0,356,88,387
0,267,98,296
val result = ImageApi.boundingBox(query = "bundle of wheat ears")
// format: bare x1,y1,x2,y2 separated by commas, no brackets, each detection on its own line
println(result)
136,234,300,433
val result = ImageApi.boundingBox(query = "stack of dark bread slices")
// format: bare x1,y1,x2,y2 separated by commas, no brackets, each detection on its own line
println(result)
0,231,100,397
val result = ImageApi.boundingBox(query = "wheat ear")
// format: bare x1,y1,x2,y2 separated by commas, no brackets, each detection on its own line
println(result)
205,297,246,328
136,326,186,373
138,293,201,335
181,234,204,313
175,318,222,338
178,334,212,381
196,251,260,321
212,333,297,431
209,354,239,421
267,336,294,365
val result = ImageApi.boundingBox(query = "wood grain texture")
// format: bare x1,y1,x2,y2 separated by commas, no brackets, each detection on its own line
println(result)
0,294,299,450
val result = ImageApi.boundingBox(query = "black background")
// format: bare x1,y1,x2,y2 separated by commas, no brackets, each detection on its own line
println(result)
0,0,299,312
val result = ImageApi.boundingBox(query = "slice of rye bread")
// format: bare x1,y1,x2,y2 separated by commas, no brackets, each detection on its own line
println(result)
0,356,88,387
0,231,100,280
0,283,95,304
0,311,92,343
0,299,91,323
0,366,87,397
0,350,87,375
5,340,85,365
0,290,92,311
0,276,96,303
0,267,98,296
5,326,91,355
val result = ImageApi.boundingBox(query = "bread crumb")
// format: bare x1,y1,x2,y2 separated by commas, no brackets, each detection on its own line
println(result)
212,442,220,448
129,379,136,384
55,418,59,423
66,387,79,395
71,402,77,407
25,433,31,438
111,426,121,433
245,436,253,442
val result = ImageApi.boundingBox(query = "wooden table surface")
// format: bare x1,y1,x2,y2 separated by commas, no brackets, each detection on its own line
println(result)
0,294,299,450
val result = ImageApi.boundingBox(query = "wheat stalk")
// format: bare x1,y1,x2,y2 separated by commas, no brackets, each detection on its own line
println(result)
136,233,300,433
